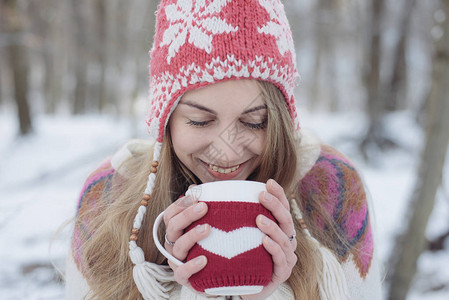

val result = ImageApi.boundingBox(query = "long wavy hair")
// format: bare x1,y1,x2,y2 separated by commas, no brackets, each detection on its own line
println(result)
77,81,337,299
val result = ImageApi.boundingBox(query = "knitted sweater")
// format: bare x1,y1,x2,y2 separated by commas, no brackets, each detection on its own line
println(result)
66,131,383,299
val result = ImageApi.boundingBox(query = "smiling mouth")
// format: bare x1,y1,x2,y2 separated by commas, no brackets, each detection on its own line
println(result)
207,163,240,174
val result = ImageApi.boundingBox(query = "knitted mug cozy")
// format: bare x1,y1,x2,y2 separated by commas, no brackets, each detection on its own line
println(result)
185,181,273,295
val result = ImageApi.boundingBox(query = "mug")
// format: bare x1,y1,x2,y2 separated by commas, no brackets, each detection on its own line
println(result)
153,180,275,296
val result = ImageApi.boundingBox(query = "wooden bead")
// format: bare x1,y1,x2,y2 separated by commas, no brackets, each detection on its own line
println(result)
132,228,140,234
151,161,159,167
150,166,158,173
143,194,151,201
141,199,149,207
130,234,138,241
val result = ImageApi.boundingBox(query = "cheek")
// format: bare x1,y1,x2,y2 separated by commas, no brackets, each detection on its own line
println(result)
170,124,209,157
248,131,266,155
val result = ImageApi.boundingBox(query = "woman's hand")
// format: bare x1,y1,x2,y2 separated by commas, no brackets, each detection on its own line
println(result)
162,193,210,289
242,179,298,300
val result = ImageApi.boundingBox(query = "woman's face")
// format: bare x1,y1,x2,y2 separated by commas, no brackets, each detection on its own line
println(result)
169,79,267,183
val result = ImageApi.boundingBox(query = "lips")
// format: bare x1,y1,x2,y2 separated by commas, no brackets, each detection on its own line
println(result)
208,163,240,174
200,159,250,180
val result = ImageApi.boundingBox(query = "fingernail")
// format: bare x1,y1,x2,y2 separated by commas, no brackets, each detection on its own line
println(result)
259,215,270,226
264,191,272,202
184,195,195,206
195,256,205,266
264,236,272,245
193,202,205,213
196,224,207,233
269,179,280,191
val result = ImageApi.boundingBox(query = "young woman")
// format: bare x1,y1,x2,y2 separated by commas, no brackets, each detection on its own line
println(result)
65,0,382,299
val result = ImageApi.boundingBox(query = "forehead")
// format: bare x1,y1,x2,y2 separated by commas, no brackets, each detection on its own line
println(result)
181,79,264,111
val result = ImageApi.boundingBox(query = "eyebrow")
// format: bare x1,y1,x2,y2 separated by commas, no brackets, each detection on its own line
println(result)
243,104,267,114
180,101,267,115
180,101,217,114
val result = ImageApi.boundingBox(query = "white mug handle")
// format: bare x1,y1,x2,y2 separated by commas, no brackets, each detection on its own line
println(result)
153,210,184,266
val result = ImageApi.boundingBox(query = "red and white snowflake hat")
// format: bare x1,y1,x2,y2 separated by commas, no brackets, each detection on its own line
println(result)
147,0,300,143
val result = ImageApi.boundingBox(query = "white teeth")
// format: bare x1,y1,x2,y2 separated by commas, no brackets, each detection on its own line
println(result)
208,163,240,174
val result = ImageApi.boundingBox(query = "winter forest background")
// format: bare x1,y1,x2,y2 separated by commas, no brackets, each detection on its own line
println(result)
1,0,449,299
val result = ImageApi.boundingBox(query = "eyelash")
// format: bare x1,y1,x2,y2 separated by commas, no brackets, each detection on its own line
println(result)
186,119,267,130
241,120,267,130
186,120,209,127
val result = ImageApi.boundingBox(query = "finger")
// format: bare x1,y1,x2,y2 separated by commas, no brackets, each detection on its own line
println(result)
266,179,289,210
168,259,178,272
256,215,297,265
163,195,198,225
259,191,295,239
175,194,198,208
262,236,293,282
173,255,207,286
165,202,208,244
173,224,210,261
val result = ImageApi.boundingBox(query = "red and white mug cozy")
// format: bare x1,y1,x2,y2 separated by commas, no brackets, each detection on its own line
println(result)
185,181,274,295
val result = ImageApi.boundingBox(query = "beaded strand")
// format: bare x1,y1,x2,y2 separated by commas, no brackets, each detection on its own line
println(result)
129,160,159,242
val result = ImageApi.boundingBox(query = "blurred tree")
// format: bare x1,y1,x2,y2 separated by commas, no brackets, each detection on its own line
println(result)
71,0,88,114
387,1,449,298
27,0,61,114
93,0,107,112
1,0,32,135
106,0,131,112
114,0,130,76
385,0,417,111
311,0,339,111
127,0,158,137
361,0,396,161
428,229,449,251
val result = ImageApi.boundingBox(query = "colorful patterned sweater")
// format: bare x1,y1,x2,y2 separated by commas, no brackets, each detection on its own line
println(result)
66,133,383,299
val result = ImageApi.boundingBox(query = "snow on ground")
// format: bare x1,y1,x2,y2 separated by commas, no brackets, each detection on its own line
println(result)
0,112,133,300
0,109,448,299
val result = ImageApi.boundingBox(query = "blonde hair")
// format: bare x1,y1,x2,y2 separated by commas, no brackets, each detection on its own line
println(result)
78,81,326,299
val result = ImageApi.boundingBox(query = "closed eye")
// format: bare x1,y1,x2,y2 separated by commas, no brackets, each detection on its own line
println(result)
186,119,267,129
241,119,267,130
186,119,211,127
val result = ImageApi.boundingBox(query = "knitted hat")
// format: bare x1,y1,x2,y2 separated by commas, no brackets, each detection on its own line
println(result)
146,0,300,143
128,1,348,299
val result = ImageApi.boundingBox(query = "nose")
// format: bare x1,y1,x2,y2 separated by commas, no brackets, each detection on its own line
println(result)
205,122,256,166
